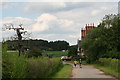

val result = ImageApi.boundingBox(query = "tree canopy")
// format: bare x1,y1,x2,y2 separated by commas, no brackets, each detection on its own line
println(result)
5,39,70,51
81,14,120,63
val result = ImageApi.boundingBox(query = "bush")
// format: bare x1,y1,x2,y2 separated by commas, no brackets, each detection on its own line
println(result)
27,57,63,78
11,55,28,78
99,58,112,66
29,48,42,57
2,52,12,78
98,58,118,72
72,56,80,61
2,52,28,78
97,58,119,79
2,52,63,78
68,45,77,56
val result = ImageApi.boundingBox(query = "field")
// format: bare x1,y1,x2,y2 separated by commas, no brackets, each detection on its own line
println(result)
42,51,68,57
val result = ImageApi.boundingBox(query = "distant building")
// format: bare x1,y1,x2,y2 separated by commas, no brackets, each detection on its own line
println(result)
81,24,95,39
80,24,95,56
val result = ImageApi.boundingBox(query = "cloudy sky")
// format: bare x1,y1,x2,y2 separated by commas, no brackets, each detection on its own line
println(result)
0,0,118,45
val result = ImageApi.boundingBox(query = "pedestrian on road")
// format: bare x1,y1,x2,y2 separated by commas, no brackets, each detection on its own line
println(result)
79,59,82,68
74,60,77,67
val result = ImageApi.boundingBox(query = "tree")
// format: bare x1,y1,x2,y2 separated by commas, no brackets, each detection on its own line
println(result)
81,14,120,63
49,40,69,51
29,47,42,57
5,39,70,51
68,45,77,56
81,27,108,62
3,24,27,56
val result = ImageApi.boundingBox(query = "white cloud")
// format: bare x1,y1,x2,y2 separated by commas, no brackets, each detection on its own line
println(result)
60,19,75,26
1,13,82,44
91,10,101,16
69,34,80,38
1,17,33,25
23,2,66,14
2,0,119,2
31,13,81,33
1,17,34,30
32,23,49,32
32,13,57,32
1,2,118,45
36,13,57,22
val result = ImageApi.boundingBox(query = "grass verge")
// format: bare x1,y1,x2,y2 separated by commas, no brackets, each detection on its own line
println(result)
52,64,72,78
93,64,119,79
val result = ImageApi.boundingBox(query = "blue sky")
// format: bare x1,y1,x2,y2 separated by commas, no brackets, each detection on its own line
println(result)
0,1,118,45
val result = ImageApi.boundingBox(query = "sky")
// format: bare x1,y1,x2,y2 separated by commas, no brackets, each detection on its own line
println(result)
0,0,119,45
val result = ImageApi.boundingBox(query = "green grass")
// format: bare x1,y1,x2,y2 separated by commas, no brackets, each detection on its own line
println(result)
52,64,72,78
65,61,74,64
42,51,68,57
93,64,119,79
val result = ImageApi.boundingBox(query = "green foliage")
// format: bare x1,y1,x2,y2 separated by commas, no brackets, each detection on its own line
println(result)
29,48,42,57
2,42,8,52
2,52,28,78
68,45,77,56
96,58,119,79
27,57,63,78
5,39,69,51
72,56,80,61
98,58,118,72
81,14,120,63
2,52,63,78
2,52,11,78
10,55,28,78
49,41,69,51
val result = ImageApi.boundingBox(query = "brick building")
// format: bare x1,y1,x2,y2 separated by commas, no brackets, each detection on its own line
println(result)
78,24,95,56
81,24,95,39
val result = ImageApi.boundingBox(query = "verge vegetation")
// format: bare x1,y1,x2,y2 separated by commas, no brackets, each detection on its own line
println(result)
2,52,63,78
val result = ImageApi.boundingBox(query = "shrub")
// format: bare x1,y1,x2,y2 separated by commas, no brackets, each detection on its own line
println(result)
98,58,118,72
2,52,12,78
98,58,119,79
2,52,63,78
29,48,42,57
2,53,28,78
72,56,80,61
27,57,63,78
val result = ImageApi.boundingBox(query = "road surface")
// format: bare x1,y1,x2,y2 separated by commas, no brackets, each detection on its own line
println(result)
63,62,118,80
71,64,117,80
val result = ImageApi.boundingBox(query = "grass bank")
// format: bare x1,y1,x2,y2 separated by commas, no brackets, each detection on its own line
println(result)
93,64,119,79
52,64,72,78
93,58,119,79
